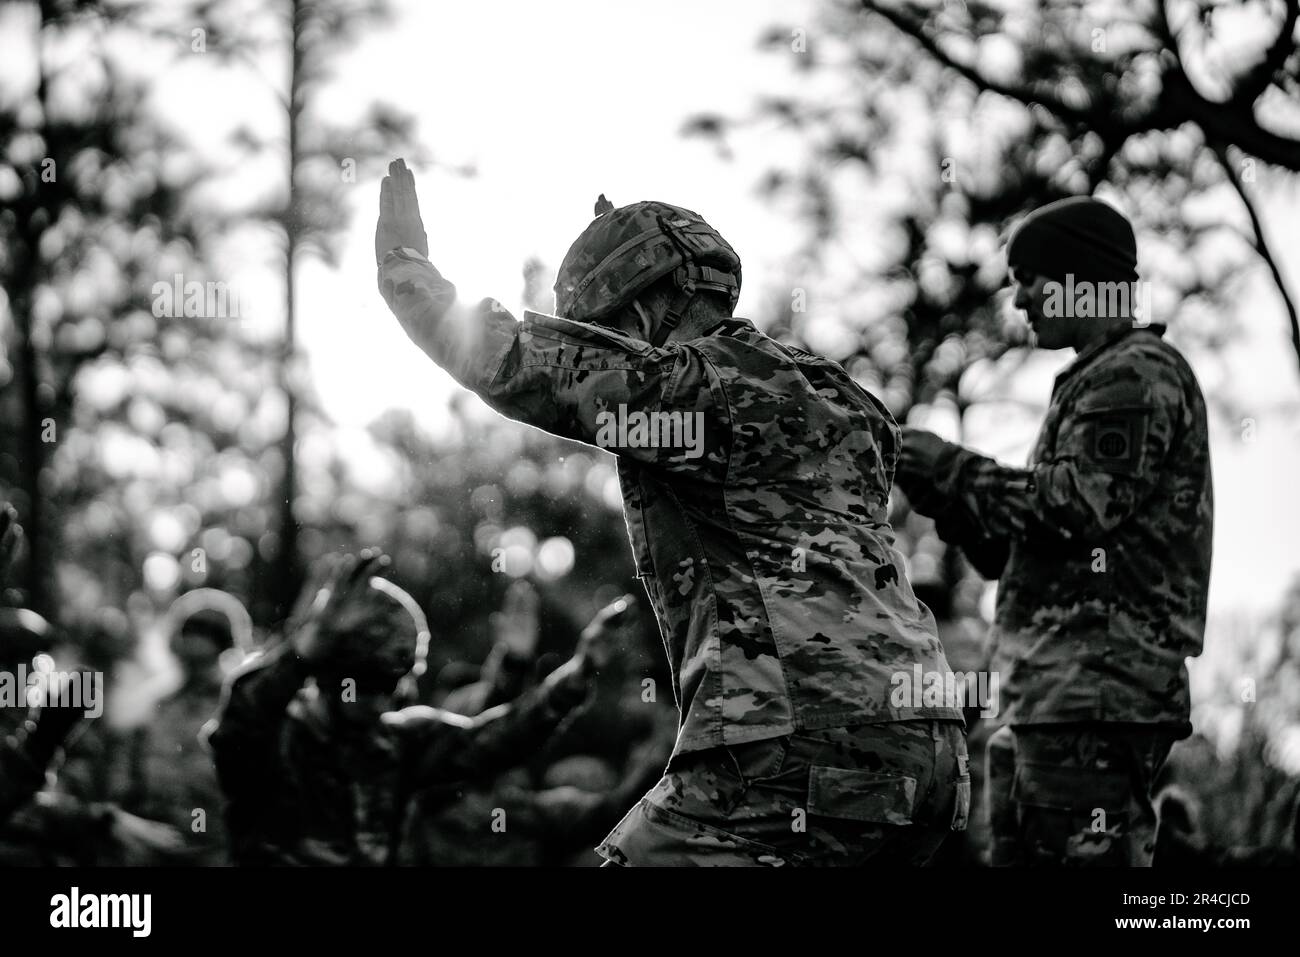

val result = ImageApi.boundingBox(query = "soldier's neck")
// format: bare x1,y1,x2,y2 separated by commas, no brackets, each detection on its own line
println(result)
1072,316,1132,353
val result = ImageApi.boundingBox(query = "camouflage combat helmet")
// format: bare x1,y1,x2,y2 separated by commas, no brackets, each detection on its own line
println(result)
554,196,741,345
168,588,255,653
313,577,430,700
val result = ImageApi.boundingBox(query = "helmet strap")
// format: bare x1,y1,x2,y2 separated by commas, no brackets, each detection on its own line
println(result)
651,282,694,347
646,214,740,347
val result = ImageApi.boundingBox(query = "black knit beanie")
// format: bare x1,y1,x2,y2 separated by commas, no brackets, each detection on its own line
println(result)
1006,197,1138,284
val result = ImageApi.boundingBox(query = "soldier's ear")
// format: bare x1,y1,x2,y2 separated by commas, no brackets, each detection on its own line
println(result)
594,194,614,216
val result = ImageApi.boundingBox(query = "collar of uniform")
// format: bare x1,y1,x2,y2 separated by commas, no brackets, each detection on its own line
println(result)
1053,321,1167,393
702,316,755,338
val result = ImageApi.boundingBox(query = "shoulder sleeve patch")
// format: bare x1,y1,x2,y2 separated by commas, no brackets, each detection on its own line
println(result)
1089,410,1148,475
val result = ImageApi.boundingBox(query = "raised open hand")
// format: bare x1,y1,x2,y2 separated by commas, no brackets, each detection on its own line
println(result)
290,549,392,665
575,594,636,674
375,157,429,265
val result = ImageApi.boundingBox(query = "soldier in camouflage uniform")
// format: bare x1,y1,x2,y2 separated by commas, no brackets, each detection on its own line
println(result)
375,159,968,866
401,589,675,866
0,510,182,864
895,197,1213,866
122,598,245,864
207,551,618,865
0,607,184,865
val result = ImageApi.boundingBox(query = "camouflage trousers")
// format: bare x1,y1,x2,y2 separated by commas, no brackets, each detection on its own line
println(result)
986,723,1178,867
596,720,969,866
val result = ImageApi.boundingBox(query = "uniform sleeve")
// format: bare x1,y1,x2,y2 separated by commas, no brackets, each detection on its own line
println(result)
400,669,589,796
478,642,538,711
951,373,1179,543
378,250,727,475
205,642,309,851
895,444,1012,580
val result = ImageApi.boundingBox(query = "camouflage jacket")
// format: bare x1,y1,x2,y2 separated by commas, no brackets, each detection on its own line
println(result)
896,325,1212,728
206,643,588,866
123,682,229,865
379,250,962,756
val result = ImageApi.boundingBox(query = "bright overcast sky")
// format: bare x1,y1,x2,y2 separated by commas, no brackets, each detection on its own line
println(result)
7,0,1298,623
314,0,1300,623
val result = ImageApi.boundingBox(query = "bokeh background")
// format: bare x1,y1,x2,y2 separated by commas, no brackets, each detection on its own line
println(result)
2,0,1299,861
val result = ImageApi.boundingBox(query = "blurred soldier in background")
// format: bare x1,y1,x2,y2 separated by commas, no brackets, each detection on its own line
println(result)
207,550,621,865
0,505,181,865
375,160,968,866
437,580,548,718
120,591,251,864
401,583,672,866
896,197,1213,866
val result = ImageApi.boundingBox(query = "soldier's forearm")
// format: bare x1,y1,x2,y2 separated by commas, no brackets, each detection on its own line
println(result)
935,513,1011,579
377,250,517,395
209,643,309,753
479,641,537,710
899,446,1015,571
896,442,979,516
1030,460,1143,539
412,667,588,788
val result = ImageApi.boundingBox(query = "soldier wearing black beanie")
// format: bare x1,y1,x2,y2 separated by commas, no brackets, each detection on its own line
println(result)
896,194,1213,868
1006,196,1138,285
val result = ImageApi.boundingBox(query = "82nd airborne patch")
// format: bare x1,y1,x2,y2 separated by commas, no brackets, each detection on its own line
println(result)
1091,411,1147,475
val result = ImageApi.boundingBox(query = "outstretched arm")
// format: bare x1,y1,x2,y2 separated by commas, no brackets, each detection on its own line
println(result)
204,641,310,859
898,373,1178,569
894,436,1013,580
374,161,725,475
388,595,635,797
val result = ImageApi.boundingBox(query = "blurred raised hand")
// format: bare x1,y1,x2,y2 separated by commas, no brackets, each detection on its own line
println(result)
491,580,541,659
575,594,636,674
289,549,392,667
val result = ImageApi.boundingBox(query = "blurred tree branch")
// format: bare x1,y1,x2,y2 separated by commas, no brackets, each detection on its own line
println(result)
855,0,1300,372
1211,139,1300,377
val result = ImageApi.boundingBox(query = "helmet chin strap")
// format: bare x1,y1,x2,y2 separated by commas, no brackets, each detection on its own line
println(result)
647,214,739,347
633,294,691,348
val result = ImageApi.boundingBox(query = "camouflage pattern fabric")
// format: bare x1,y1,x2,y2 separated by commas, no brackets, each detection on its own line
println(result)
896,324,1212,727
553,200,741,323
123,683,228,865
379,249,964,762
207,643,588,866
596,719,968,866
984,723,1176,866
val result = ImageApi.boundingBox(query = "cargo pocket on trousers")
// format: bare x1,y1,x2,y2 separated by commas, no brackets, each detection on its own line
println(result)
1013,760,1131,863
807,766,917,825
1013,761,1130,812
